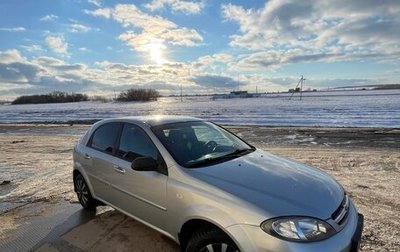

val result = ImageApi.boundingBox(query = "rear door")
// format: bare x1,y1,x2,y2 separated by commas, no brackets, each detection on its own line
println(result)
83,122,122,202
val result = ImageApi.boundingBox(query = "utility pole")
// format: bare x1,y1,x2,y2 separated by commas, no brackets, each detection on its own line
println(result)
180,85,183,102
300,75,305,100
289,75,306,100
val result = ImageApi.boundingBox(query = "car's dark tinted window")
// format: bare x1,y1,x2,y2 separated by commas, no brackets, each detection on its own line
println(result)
90,123,120,154
118,124,158,162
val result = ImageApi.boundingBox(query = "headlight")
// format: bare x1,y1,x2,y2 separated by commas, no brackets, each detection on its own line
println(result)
260,217,336,242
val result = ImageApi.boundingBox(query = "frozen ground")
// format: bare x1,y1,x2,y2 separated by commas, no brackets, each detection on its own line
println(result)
1,89,399,127
0,124,399,251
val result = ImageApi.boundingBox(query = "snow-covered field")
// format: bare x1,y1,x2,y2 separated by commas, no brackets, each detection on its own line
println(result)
1,89,399,127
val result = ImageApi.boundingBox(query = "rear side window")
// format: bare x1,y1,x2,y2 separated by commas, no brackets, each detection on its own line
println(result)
89,123,120,154
118,124,158,162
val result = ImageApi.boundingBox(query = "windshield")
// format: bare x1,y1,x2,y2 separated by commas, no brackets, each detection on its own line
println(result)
152,121,255,168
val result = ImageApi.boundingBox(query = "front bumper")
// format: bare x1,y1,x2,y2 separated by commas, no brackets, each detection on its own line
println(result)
226,202,363,252
350,213,364,252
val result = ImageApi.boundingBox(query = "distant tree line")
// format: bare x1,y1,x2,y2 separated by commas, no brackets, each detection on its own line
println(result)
374,84,400,90
117,88,159,101
12,91,88,105
11,88,160,104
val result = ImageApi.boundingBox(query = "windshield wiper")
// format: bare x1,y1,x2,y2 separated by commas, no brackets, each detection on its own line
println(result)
186,147,256,168
226,147,256,157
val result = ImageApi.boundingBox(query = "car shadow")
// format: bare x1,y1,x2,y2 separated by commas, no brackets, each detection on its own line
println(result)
33,206,179,251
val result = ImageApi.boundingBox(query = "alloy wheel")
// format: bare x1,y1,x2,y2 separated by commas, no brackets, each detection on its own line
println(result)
199,243,239,252
75,176,89,206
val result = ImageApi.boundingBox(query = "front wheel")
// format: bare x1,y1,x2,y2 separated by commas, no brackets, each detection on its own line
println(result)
74,174,97,209
185,228,240,252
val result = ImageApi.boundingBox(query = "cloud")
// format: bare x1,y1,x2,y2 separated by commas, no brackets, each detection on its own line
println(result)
191,75,244,88
33,57,86,72
40,14,59,21
220,75,385,93
112,80,182,92
86,4,203,54
0,62,41,83
0,49,27,64
88,0,101,7
68,23,94,33
237,75,299,92
94,60,190,85
78,47,89,52
195,53,234,66
45,35,69,56
192,53,235,75
84,8,111,18
221,0,400,67
0,27,25,32
0,51,99,97
0,50,41,83
0,49,394,99
32,56,64,66
20,45,46,53
235,52,281,69
311,78,377,88
233,51,341,70
0,48,195,98
145,0,204,14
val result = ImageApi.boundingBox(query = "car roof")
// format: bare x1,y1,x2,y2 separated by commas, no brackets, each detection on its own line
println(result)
98,115,204,127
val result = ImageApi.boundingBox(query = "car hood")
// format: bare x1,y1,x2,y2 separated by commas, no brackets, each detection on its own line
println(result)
188,150,344,220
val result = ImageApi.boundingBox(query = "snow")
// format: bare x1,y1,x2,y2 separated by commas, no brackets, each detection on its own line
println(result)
1,89,399,127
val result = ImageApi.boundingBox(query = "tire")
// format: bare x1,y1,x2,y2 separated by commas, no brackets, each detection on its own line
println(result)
74,174,97,209
185,228,240,252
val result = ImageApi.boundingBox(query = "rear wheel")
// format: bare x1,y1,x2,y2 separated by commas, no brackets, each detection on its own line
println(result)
185,228,240,252
74,174,97,209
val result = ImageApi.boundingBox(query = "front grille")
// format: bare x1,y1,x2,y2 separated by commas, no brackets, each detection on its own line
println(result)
331,194,349,225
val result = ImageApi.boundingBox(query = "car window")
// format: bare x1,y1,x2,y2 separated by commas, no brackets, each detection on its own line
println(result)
192,125,233,146
118,124,158,162
90,123,120,154
152,121,253,167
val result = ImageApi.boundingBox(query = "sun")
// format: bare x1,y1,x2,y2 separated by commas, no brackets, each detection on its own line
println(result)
146,42,166,65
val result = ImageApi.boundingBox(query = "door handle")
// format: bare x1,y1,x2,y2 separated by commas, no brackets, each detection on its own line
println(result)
84,153,92,160
113,165,126,174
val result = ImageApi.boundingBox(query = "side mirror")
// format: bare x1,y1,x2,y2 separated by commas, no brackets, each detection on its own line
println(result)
131,157,158,171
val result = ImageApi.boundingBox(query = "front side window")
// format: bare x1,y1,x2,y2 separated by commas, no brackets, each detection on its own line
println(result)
118,124,158,162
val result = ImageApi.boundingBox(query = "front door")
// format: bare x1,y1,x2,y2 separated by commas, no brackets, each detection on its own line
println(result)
108,123,169,231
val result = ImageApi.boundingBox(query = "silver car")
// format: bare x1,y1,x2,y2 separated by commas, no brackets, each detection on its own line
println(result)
73,116,363,252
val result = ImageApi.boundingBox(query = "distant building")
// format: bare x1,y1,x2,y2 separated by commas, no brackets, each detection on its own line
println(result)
289,87,301,92
212,90,261,99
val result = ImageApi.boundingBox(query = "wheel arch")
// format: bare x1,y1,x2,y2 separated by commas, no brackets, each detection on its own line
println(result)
72,168,95,197
178,218,238,251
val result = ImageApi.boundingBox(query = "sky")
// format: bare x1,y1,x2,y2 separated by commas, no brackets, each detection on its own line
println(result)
0,0,399,99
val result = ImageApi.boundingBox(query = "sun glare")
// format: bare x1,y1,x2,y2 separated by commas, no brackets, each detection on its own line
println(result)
146,42,166,65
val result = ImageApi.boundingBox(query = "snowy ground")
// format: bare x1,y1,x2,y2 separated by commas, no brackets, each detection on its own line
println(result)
1,89,399,127
0,124,399,251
